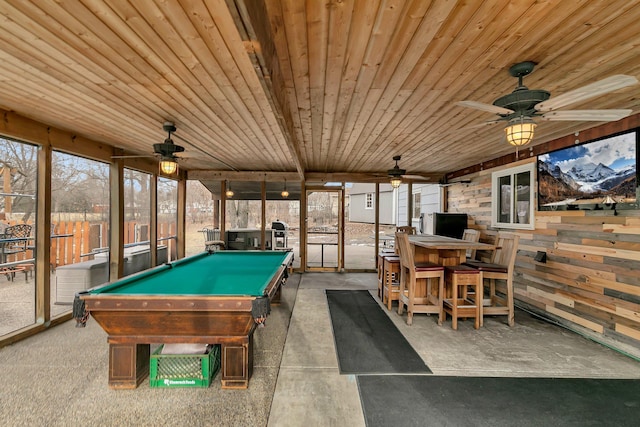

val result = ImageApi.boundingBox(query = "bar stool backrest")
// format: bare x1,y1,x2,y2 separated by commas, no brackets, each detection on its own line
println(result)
491,232,520,270
395,232,415,270
396,226,416,235
462,228,480,259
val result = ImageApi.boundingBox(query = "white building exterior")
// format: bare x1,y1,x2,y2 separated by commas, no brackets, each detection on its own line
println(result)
348,182,442,231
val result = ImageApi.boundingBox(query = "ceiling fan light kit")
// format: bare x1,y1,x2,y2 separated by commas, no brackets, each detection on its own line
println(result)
458,61,638,149
388,155,406,188
505,117,536,146
225,180,234,198
159,156,178,174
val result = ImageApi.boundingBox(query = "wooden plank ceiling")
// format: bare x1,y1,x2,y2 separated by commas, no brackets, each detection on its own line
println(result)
0,0,639,194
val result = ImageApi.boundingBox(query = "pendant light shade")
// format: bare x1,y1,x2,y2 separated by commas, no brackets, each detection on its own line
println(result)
505,117,536,147
159,156,178,175
225,180,234,198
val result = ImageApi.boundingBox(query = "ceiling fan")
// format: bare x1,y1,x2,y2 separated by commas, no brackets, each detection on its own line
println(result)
457,61,638,146
153,121,184,174
112,121,185,174
387,155,431,187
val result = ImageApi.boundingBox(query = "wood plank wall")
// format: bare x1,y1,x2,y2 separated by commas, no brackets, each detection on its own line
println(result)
447,151,640,356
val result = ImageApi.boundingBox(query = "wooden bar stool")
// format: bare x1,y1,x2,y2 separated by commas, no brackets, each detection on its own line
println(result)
395,232,445,325
377,252,397,299
444,265,481,330
463,232,520,327
382,255,401,310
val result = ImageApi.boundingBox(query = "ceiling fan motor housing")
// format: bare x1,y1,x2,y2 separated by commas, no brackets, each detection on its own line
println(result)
493,88,550,117
388,155,406,177
154,121,185,156
153,141,185,156
388,165,406,177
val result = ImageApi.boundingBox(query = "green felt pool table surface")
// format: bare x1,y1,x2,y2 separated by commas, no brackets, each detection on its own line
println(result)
87,250,291,296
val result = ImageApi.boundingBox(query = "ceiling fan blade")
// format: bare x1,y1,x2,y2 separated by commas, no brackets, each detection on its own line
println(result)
402,174,432,181
111,154,157,159
535,75,638,112
540,109,632,121
457,100,514,115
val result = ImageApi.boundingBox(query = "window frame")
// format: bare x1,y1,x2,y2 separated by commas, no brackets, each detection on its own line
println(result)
365,192,373,209
491,162,535,230
412,190,421,220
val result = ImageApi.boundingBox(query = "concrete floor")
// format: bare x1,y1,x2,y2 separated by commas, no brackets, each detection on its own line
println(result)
1,272,640,426
269,273,640,426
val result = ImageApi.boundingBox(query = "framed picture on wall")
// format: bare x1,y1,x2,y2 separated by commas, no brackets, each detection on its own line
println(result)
537,129,638,211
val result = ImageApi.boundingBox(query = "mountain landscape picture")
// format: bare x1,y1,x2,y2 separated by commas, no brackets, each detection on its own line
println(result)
538,131,637,208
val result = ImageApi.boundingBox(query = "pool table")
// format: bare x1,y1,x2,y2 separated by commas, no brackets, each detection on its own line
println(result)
74,250,293,389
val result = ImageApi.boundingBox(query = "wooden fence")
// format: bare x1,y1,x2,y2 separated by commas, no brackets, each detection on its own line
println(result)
3,220,176,268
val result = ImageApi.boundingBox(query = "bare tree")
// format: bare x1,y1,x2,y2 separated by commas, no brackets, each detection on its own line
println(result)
228,200,250,228
51,152,109,220
186,180,213,224
0,138,37,222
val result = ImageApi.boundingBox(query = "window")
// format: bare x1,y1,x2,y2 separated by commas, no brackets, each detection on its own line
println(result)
1,137,38,335
365,193,373,209
412,191,421,219
124,168,152,272
492,163,535,229
158,177,178,261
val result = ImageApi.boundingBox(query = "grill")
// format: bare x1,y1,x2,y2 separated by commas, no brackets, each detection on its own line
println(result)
271,220,289,248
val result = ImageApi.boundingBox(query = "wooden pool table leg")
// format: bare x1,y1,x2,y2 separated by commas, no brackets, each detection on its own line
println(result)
272,283,282,304
220,334,253,389
107,342,150,389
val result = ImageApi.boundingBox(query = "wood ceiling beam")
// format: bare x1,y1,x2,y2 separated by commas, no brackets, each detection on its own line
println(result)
0,108,177,178
304,172,442,184
187,170,300,182
188,169,443,184
228,0,306,180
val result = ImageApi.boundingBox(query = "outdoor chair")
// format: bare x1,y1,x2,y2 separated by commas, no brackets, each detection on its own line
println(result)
395,232,445,326
377,251,399,300
443,265,481,330
381,254,401,310
201,227,225,251
463,232,520,327
0,224,33,264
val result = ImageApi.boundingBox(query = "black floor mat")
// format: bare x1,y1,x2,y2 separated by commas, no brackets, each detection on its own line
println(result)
326,289,431,374
358,375,640,427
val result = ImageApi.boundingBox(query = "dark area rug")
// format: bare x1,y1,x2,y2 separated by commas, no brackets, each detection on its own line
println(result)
358,375,640,427
325,289,431,374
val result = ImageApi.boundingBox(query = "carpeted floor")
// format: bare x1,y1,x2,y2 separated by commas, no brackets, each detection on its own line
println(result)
326,289,431,374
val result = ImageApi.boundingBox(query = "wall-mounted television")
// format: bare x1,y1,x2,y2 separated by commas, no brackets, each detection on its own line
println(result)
537,129,638,211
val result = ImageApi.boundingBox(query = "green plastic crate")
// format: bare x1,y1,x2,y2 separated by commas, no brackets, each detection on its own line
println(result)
149,344,220,388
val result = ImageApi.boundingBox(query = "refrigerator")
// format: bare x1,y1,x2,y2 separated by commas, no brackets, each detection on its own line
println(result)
423,213,468,239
